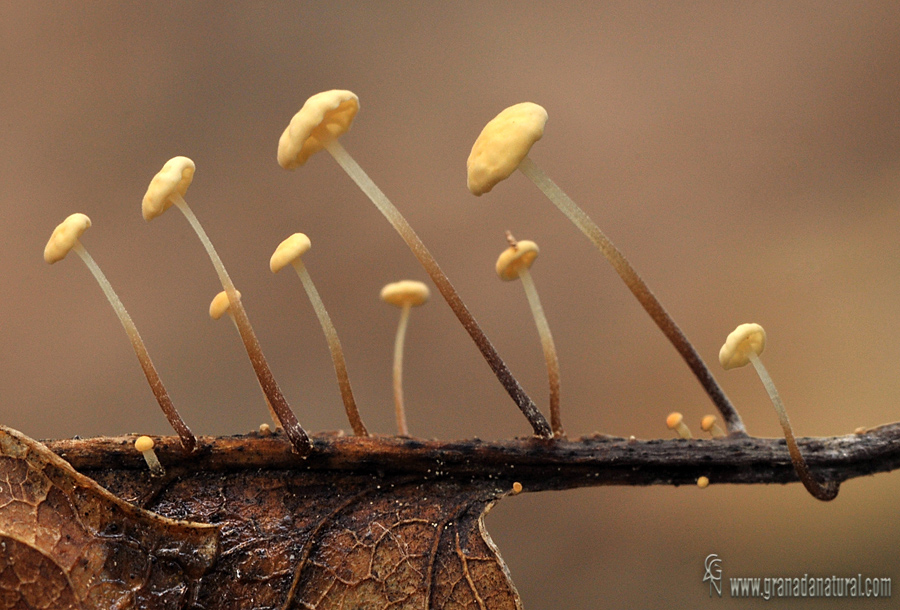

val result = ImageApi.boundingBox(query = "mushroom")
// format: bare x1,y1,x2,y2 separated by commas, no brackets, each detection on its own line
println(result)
697,476,710,489
44,213,196,453
495,233,563,437
143,156,312,455
278,90,551,438
209,289,281,428
270,233,367,436
719,323,839,501
467,103,744,436
134,435,165,476
380,280,430,435
666,412,692,439
700,415,726,438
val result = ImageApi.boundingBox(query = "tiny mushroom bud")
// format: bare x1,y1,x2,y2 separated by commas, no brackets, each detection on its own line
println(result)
468,103,743,436
143,157,312,456
271,233,367,436
134,435,165,477
496,233,563,437
666,412,692,439
511,482,524,495
700,415,726,438
44,213,196,452
279,90,551,438
697,476,710,489
381,280,430,435
719,323,839,501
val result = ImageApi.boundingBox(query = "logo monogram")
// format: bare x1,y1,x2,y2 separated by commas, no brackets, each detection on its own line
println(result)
704,553,723,597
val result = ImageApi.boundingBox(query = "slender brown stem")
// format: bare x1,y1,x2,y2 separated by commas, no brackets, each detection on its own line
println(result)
517,156,745,435
323,139,552,438
518,268,563,437
73,243,196,453
291,259,368,436
749,353,839,501
171,196,313,455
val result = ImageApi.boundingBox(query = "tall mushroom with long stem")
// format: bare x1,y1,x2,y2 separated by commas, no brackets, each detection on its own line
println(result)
270,233,367,436
495,233,563,437
44,213,196,452
719,323,839,501
142,156,312,455
380,280,430,436
277,90,551,438
467,102,745,436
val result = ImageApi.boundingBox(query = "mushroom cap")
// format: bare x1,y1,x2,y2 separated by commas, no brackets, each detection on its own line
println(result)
270,233,312,273
719,323,766,370
467,102,548,196
277,90,360,170
134,435,155,452
380,280,430,308
209,290,242,320
495,239,540,281
700,415,718,432
44,213,91,264
697,476,710,489
666,412,684,430
142,156,195,221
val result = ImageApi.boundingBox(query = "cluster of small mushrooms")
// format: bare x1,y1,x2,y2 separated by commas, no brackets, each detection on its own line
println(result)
44,89,837,501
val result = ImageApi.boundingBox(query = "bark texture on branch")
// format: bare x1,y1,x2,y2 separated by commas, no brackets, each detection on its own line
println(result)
48,422,900,494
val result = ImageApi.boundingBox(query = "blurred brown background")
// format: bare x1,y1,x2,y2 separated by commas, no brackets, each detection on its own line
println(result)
3,2,900,607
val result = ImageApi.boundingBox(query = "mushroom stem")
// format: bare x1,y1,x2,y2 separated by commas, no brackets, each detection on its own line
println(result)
747,352,839,501
290,258,368,436
517,266,562,437
210,291,281,429
391,302,413,436
71,243,196,453
170,195,312,455
516,155,744,436
323,138,552,438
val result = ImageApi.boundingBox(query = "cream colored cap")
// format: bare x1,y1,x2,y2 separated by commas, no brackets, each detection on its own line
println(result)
666,412,684,429
277,90,360,169
719,323,766,370
380,280,430,308
209,290,241,320
134,435,155,452
270,233,312,273
142,156,195,221
496,240,539,281
467,102,548,196
44,213,91,264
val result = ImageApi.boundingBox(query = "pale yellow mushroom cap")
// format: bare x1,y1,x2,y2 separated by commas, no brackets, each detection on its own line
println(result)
270,233,312,273
666,412,685,430
134,435,155,452
495,240,540,281
142,156,195,221
700,415,718,432
719,323,766,370
277,90,360,169
209,290,241,320
467,102,548,196
697,476,710,489
44,213,91,264
380,280,430,308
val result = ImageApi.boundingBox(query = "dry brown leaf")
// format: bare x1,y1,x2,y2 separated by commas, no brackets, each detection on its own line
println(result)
0,426,217,609
1,427,522,610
